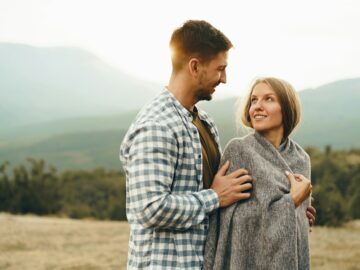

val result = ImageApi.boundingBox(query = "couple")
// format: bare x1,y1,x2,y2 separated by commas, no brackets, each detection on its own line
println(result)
120,20,315,270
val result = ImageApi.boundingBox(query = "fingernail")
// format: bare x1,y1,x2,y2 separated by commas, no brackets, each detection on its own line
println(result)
285,171,290,176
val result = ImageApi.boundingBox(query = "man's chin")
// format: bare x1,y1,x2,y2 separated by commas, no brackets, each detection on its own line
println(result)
198,94,212,102
196,89,214,102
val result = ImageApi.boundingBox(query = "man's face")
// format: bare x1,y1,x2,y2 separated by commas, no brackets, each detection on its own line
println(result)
195,51,228,101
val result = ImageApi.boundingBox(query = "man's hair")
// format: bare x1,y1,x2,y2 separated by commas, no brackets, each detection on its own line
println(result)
241,77,301,139
169,20,233,72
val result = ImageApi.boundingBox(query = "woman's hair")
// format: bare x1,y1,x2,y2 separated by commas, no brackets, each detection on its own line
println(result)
240,77,301,139
169,20,233,72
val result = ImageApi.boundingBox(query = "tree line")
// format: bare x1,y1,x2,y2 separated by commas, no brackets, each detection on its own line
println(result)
0,146,359,226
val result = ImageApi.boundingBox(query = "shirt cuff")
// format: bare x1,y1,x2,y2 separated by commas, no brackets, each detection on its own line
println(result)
197,189,220,214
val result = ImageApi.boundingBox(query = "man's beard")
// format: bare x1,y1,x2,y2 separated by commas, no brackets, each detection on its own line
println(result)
195,82,220,102
195,88,213,102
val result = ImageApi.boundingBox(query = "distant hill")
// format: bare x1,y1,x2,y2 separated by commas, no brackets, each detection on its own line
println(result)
1,78,359,170
199,78,360,149
294,78,360,148
0,43,160,128
0,42,359,170
0,129,127,171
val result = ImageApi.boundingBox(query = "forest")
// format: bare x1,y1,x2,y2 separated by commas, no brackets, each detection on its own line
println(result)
1,146,359,226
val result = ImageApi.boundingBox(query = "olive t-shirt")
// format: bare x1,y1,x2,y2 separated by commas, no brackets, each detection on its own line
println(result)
192,110,220,189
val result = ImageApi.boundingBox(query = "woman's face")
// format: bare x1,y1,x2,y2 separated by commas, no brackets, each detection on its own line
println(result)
249,82,284,137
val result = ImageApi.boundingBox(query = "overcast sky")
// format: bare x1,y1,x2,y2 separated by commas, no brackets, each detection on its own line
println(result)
0,0,359,99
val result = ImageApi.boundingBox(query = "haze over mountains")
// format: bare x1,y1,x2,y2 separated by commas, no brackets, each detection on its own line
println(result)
0,43,159,128
0,43,359,170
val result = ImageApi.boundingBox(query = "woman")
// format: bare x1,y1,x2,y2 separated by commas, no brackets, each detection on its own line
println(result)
204,77,312,270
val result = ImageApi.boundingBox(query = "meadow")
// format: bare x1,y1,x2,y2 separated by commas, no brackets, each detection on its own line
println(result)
0,213,359,270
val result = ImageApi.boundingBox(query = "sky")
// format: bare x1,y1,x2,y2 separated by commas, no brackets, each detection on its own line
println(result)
0,0,359,99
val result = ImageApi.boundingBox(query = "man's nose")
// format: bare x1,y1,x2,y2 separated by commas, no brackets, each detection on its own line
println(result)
220,71,227,84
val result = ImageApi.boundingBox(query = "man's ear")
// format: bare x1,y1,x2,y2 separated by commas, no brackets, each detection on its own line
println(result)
188,58,200,77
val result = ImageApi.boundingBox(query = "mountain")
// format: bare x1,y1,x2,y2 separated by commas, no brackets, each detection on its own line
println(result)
0,42,359,170
1,78,359,170
0,43,161,128
294,78,360,148
199,78,360,149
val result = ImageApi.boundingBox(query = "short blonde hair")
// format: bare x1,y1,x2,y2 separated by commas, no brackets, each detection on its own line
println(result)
241,77,301,139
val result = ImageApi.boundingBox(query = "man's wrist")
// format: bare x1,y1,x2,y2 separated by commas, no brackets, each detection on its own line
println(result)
198,189,220,213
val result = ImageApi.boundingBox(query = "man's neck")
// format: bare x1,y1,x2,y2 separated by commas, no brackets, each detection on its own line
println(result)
168,73,197,112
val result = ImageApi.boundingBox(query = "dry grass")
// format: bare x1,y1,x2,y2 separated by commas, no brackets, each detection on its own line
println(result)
0,213,359,270
310,220,360,270
0,213,129,270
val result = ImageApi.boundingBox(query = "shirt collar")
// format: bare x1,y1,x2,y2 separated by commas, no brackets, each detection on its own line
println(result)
164,88,195,121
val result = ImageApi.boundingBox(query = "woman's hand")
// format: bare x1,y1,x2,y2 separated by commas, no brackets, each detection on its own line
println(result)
285,171,312,208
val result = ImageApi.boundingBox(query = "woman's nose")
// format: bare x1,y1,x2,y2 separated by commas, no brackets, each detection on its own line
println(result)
253,100,263,110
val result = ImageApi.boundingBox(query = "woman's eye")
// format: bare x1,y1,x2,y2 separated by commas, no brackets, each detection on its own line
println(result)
266,97,273,101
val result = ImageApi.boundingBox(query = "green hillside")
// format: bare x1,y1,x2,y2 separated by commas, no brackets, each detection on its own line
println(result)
0,129,127,171
1,78,359,170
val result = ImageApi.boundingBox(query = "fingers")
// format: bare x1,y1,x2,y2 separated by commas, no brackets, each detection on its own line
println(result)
217,160,230,176
307,210,315,225
293,174,302,182
234,174,253,185
307,209,315,229
235,182,252,192
307,205,316,215
229,168,249,178
285,171,296,183
237,192,251,200
294,174,307,182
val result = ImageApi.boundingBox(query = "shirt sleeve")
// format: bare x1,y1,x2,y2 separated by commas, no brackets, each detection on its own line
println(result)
124,122,219,229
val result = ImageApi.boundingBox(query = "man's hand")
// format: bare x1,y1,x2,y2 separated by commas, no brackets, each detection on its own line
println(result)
211,160,253,208
306,198,316,232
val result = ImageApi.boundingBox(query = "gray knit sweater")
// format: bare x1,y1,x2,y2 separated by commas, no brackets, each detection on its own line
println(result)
204,132,311,270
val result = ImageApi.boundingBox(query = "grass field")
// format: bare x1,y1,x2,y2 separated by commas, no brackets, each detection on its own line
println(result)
0,213,359,270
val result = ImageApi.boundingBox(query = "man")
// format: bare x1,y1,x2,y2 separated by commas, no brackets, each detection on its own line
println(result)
120,20,316,269
120,20,253,269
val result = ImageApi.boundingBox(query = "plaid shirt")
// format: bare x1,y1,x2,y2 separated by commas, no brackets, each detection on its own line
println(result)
120,89,220,269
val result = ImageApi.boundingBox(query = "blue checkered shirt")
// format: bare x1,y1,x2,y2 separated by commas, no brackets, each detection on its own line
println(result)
120,89,220,269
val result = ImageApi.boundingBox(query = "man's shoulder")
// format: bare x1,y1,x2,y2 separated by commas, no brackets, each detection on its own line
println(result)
134,90,182,126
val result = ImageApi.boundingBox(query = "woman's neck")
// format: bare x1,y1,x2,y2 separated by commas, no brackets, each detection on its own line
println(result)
260,129,284,149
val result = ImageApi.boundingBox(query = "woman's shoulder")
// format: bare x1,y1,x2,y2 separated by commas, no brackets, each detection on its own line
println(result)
223,133,256,153
288,138,310,162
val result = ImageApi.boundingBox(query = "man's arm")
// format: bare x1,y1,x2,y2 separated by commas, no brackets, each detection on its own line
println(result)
124,123,252,230
125,123,219,230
